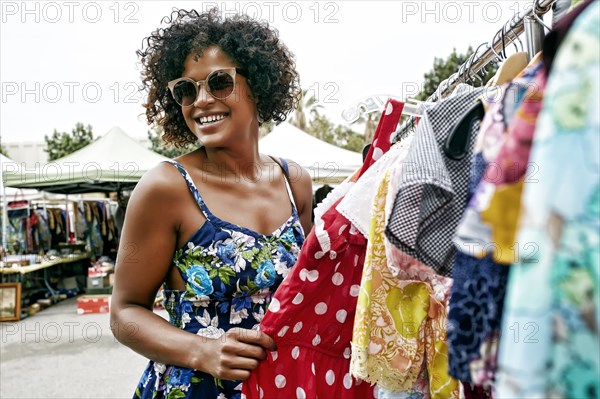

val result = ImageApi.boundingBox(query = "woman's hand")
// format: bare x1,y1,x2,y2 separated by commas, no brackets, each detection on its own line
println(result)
198,328,277,381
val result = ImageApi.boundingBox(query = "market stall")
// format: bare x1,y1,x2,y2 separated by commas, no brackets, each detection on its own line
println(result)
1,126,169,319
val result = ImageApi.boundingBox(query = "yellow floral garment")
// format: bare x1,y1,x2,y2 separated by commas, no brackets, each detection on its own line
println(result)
350,169,459,398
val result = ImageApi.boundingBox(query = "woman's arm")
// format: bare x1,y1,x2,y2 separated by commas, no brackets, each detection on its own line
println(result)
111,164,197,365
110,163,275,380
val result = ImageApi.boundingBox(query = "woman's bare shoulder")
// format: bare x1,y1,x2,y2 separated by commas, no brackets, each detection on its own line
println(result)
123,162,191,225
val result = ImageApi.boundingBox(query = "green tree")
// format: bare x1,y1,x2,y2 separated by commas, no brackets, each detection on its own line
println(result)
333,125,364,153
44,123,94,161
290,89,323,131
147,127,197,159
307,113,336,144
416,46,498,101
304,113,365,153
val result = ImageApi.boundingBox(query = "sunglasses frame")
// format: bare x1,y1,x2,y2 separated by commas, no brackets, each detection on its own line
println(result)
167,67,245,107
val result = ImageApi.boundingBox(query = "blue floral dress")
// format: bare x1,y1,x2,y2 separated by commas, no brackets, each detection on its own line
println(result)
134,159,305,399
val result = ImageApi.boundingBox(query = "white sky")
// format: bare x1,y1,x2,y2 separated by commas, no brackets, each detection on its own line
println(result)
0,0,537,143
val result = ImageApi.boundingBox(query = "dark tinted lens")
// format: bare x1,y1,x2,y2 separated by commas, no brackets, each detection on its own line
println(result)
208,71,235,99
173,80,197,106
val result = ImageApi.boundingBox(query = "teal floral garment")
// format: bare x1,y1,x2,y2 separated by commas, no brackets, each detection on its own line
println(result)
134,160,305,399
496,3,599,398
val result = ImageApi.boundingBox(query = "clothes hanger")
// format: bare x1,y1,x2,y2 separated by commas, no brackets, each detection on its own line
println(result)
443,44,493,160
443,57,487,160
486,24,530,87
532,0,552,32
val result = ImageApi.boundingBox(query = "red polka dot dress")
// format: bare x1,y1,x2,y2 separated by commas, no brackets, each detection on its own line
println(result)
243,196,375,399
242,100,404,399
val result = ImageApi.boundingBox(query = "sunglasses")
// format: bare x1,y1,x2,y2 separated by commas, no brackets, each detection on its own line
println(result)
167,68,245,107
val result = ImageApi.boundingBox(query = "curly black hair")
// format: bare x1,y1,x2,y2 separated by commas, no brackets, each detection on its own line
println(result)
137,8,301,147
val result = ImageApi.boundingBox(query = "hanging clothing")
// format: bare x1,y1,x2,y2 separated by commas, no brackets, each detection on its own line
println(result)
337,124,413,239
544,0,595,75
243,99,404,399
135,159,305,399
351,168,458,399
7,205,29,253
243,197,375,399
385,88,484,277
447,63,546,386
34,209,52,252
496,3,600,397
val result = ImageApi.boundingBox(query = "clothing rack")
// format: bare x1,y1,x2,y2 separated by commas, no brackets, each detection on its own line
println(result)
392,0,557,141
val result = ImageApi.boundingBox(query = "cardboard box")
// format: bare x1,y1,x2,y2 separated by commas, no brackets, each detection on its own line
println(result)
76,295,110,315
87,274,110,289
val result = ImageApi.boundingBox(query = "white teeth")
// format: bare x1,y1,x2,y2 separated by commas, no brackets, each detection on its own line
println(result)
198,114,226,125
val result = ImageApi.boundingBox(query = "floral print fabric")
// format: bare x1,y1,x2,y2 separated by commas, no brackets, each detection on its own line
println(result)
351,165,458,398
134,160,305,399
496,4,600,397
447,63,545,387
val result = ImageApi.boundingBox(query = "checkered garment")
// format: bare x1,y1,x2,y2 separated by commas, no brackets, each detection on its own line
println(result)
385,88,484,277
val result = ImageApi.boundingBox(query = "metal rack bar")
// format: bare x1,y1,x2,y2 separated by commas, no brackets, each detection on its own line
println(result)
393,0,556,141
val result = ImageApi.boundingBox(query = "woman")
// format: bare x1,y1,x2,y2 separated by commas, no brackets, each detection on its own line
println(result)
110,8,313,399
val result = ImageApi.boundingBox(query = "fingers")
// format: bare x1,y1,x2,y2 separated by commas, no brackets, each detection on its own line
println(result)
260,334,277,351
222,354,260,371
224,341,267,361
230,328,277,351
205,328,277,380
217,368,252,381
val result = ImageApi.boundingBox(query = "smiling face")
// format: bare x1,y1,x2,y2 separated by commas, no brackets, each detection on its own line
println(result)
180,45,259,148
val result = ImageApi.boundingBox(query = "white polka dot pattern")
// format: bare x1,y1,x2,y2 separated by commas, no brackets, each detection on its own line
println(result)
269,298,280,312
306,270,319,282
293,321,303,333
336,309,347,323
275,374,286,388
292,293,304,304
325,370,336,385
385,101,394,115
291,346,300,359
332,272,344,286
296,387,306,399
373,147,384,161
343,373,353,389
312,334,321,346
314,302,327,315
299,268,308,281
277,325,289,337
343,347,351,359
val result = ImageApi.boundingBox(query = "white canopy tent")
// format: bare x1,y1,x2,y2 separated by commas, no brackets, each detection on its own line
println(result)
259,123,363,181
2,126,169,194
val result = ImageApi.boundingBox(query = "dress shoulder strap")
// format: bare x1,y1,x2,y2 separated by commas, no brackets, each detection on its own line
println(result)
268,156,297,210
164,160,213,221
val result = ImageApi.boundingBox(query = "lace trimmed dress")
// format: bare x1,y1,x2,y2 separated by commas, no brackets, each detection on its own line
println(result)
134,159,305,399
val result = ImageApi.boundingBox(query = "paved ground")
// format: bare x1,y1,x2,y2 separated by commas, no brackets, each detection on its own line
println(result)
0,297,167,399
